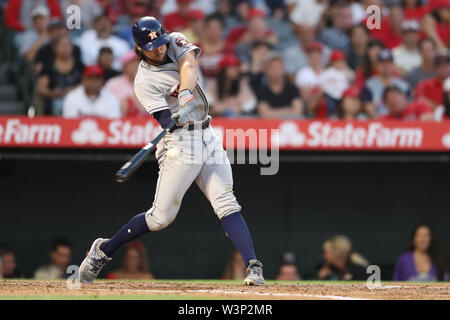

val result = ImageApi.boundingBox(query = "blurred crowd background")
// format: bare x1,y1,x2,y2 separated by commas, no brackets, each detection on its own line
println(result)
0,0,449,121
0,224,448,281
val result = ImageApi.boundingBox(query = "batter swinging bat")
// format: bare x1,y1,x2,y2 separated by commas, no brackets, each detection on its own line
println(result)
115,119,177,182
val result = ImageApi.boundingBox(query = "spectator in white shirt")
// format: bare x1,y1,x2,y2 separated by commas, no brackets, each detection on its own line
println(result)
286,0,326,29
392,20,422,76
78,14,131,70
319,50,355,116
295,41,325,116
63,65,121,118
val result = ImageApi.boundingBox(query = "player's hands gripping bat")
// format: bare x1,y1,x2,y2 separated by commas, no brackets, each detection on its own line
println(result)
171,89,196,125
115,119,177,183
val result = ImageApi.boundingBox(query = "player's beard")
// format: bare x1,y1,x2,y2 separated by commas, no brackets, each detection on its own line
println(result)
145,52,169,66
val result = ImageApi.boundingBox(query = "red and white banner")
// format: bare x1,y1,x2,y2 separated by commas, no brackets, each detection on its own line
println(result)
1,116,450,151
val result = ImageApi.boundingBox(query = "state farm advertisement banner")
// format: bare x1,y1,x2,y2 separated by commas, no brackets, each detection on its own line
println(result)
1,116,450,151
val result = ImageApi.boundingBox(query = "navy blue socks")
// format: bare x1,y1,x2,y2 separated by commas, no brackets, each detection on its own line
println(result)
100,212,149,257
221,212,257,267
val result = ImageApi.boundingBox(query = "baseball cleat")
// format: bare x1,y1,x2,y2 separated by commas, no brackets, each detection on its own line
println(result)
244,259,265,286
78,238,111,283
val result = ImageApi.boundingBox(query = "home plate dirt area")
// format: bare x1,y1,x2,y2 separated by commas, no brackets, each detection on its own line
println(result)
0,280,449,300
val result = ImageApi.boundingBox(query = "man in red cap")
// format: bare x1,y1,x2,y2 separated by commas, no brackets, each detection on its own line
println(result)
295,41,327,117
334,86,366,120
62,65,121,118
319,50,355,116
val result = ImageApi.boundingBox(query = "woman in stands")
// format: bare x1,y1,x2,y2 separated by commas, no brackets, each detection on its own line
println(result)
393,225,448,281
35,34,84,115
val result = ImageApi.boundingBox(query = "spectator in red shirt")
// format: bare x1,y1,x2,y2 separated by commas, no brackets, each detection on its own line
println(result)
354,39,385,90
197,14,228,81
180,9,205,44
434,76,450,121
97,0,136,26
415,52,450,108
382,85,433,121
402,0,430,21
370,2,404,49
421,0,450,50
225,8,277,54
163,0,194,32
4,0,61,32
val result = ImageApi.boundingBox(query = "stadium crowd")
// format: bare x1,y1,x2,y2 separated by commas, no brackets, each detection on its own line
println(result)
1,0,450,121
0,224,448,281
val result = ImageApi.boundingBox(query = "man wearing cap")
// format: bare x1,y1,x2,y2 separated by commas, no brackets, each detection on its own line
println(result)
381,85,433,121
295,41,325,116
415,53,450,108
19,5,50,62
319,50,355,116
361,49,410,117
282,25,331,76
77,16,265,287
392,20,422,75
62,65,121,118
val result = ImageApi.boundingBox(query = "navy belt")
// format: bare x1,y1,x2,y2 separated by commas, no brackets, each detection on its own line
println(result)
174,117,210,131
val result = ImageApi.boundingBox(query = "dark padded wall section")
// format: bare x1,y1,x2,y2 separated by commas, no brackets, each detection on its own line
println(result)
1,159,449,279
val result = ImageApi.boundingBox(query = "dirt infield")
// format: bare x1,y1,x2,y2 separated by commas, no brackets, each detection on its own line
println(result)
0,280,449,300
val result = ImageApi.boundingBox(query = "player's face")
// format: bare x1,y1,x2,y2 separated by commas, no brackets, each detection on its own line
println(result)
142,44,168,65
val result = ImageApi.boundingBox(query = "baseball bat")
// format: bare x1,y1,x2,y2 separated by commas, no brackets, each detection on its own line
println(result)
115,119,177,182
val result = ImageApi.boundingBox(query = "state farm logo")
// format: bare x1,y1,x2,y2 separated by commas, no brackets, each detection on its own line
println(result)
271,121,423,149
271,121,306,147
71,119,106,145
441,130,450,148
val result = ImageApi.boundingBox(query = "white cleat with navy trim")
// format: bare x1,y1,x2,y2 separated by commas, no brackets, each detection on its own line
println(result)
244,259,265,286
78,238,111,283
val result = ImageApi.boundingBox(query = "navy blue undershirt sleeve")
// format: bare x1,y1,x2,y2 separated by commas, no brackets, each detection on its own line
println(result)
153,109,172,129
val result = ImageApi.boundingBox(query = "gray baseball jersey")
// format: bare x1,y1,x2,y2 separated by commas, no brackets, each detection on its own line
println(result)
133,32,241,231
134,32,209,122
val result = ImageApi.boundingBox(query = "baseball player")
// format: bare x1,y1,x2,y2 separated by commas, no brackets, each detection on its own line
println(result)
79,17,265,285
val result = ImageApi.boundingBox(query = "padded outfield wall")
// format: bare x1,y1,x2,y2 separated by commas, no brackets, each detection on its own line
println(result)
1,154,449,280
